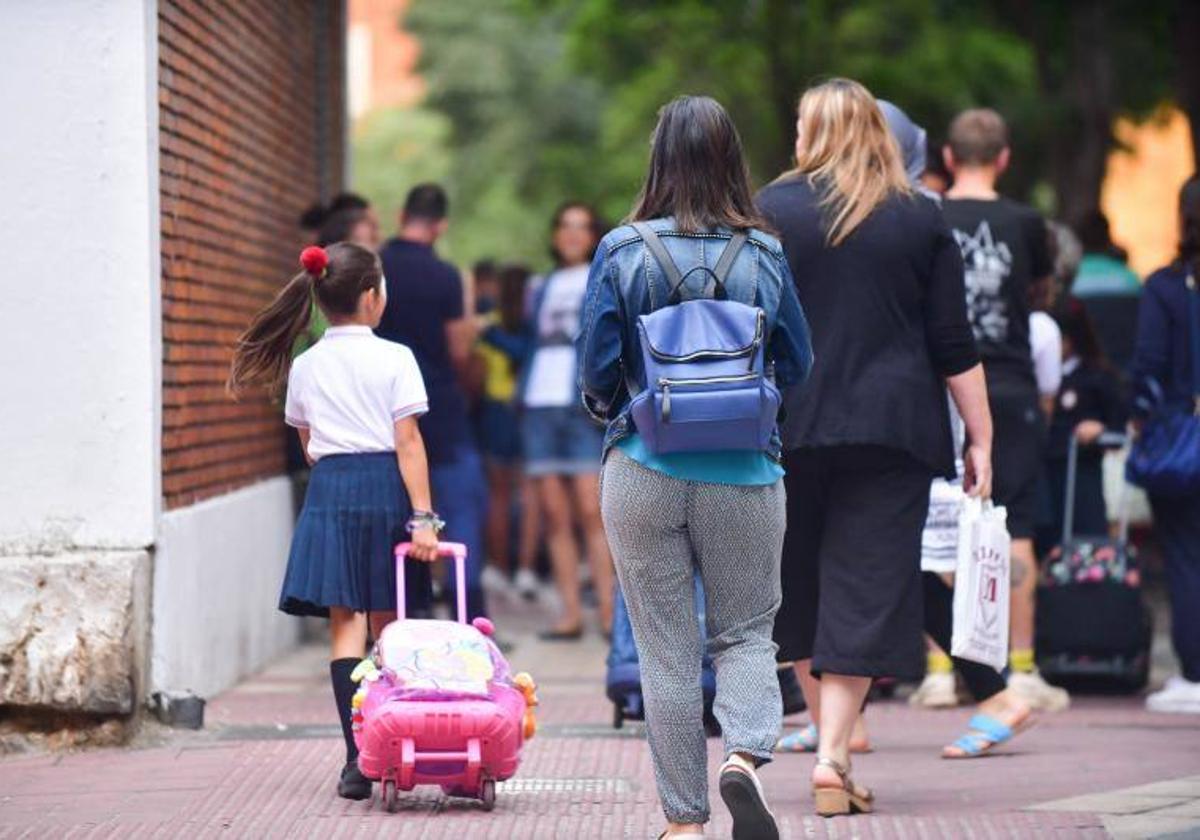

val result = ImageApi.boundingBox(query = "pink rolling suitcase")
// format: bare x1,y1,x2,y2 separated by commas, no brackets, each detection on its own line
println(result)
349,542,538,812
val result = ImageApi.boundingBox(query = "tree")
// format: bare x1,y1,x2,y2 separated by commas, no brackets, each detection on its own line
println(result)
993,0,1178,228
398,0,612,266
554,0,1037,189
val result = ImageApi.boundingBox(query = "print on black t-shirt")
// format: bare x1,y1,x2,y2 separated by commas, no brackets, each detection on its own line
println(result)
955,220,1014,344
942,197,1052,383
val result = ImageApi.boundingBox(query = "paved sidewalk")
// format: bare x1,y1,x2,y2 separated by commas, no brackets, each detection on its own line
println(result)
2,596,1199,838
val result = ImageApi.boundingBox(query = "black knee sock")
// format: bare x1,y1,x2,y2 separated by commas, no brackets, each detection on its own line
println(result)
330,658,360,764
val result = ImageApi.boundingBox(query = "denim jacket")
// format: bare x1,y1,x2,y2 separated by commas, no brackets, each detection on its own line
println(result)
576,218,814,461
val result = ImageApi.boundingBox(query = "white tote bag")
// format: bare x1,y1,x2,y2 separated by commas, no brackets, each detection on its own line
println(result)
921,478,966,573
950,499,1011,671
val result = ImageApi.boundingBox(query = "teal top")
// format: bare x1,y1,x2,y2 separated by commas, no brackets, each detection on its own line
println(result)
1073,254,1141,297
615,433,784,486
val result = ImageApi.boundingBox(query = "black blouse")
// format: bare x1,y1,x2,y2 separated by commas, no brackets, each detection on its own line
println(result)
757,176,979,477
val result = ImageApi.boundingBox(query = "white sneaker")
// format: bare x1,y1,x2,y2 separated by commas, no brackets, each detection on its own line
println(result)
1146,675,1200,714
909,671,959,708
1007,670,1071,712
480,566,511,597
514,568,540,601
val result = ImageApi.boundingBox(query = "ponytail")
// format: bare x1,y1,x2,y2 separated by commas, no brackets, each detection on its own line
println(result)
227,270,314,397
227,244,383,398
227,247,330,398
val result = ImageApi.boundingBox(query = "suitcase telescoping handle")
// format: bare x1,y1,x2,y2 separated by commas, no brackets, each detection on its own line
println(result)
1062,431,1129,545
394,542,468,624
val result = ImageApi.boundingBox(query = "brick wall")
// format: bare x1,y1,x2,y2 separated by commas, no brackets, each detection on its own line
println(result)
159,0,345,509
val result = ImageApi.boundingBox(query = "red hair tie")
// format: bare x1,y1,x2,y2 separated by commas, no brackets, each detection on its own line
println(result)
300,245,329,278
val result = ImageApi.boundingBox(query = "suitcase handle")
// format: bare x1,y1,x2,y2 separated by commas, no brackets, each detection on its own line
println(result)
394,542,468,624
1062,432,1131,546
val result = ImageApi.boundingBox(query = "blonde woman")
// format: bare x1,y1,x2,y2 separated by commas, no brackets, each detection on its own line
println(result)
757,79,994,816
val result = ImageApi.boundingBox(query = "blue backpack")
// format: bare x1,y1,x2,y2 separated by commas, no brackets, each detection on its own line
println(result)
627,222,781,454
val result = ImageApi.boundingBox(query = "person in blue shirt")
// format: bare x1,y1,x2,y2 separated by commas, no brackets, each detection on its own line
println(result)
377,184,488,620
578,95,812,840
1131,174,1200,715
1074,211,1140,297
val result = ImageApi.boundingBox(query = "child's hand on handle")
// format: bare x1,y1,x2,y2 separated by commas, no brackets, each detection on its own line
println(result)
962,442,993,499
408,526,440,562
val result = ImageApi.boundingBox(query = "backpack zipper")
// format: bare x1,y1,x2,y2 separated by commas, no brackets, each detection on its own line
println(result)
658,372,761,422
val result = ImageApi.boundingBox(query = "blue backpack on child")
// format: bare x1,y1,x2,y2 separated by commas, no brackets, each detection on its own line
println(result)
627,222,780,454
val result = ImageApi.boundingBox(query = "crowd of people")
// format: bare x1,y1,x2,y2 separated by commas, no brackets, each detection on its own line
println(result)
229,74,1199,836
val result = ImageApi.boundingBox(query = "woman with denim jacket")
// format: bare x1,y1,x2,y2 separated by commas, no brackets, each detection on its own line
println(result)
578,96,813,840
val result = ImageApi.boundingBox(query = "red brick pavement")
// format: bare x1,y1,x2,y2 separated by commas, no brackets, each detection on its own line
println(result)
2,604,1199,839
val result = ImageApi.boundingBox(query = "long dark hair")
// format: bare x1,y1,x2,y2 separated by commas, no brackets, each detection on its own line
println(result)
1178,174,1200,277
497,264,530,334
228,243,382,397
630,96,766,233
1057,296,1110,370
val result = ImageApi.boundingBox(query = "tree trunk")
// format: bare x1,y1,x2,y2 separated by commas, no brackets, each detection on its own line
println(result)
761,0,806,176
1176,0,1200,166
1051,3,1116,230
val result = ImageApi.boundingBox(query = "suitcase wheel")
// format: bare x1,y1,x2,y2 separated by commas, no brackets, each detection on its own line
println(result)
382,778,399,813
613,702,624,730
480,778,496,811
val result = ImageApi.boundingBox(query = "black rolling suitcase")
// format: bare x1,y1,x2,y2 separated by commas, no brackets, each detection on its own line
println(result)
1036,433,1152,692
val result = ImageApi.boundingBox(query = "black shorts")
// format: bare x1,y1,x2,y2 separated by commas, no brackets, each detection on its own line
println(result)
773,445,932,680
987,375,1044,540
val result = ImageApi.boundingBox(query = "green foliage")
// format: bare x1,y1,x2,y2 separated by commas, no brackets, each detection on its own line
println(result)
351,0,1185,267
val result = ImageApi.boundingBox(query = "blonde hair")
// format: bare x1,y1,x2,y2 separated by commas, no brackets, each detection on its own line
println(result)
789,78,912,246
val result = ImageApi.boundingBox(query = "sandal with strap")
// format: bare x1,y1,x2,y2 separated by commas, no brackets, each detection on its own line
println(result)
777,723,873,754
942,712,1033,759
812,756,874,817
776,722,819,752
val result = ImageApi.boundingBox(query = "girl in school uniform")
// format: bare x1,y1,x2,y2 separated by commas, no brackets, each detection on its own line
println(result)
228,243,441,800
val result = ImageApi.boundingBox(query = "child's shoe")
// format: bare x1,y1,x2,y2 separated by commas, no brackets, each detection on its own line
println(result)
337,761,372,800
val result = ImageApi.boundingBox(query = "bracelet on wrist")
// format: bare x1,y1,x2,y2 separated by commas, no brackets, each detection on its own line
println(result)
406,511,445,533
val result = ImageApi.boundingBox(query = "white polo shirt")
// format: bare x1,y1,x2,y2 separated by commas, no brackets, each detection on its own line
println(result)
285,325,428,461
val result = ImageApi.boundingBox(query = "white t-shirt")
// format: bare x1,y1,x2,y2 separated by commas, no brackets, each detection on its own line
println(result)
1029,311,1063,398
285,325,428,461
523,264,590,408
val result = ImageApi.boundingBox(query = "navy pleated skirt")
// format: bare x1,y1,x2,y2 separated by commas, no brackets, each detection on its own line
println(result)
279,452,410,617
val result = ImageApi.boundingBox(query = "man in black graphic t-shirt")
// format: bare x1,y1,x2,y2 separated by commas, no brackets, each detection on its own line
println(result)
942,108,1068,713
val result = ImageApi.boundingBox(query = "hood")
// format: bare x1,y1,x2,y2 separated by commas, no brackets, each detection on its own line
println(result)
877,99,927,187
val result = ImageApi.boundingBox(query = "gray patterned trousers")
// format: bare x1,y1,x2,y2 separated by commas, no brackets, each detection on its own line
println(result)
600,449,784,824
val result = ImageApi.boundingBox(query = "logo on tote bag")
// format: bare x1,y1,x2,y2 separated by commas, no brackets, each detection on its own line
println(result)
975,545,1006,631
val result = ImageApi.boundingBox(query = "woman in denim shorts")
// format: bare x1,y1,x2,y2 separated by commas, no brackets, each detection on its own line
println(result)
521,202,614,639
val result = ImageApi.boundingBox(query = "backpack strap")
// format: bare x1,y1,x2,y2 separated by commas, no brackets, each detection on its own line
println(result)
712,231,749,286
632,222,683,291
635,222,751,304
